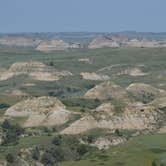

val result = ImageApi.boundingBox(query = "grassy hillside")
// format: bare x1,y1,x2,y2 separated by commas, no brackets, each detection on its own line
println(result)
62,133,166,166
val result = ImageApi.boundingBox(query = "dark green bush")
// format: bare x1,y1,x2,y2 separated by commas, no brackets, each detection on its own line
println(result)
32,147,40,160
41,152,56,165
1,120,24,145
77,144,90,156
6,153,14,163
0,103,10,109
52,135,62,146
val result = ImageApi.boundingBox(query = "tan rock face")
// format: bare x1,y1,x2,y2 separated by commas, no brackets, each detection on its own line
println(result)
0,61,72,81
61,116,98,134
93,103,116,119
95,103,115,113
5,96,73,127
36,40,80,52
80,72,110,81
84,81,130,101
153,98,166,133
62,102,164,134
88,36,120,49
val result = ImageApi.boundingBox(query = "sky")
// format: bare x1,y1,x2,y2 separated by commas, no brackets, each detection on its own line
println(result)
0,0,166,33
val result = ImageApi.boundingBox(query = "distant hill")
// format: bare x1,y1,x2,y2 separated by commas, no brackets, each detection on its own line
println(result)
1,32,166,49
1,31,166,43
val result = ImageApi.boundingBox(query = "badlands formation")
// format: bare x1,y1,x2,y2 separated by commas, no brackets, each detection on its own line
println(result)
88,36,166,49
88,36,120,49
1,35,166,50
62,82,166,134
0,61,72,81
0,33,166,165
5,96,74,127
4,80,166,135
61,103,164,134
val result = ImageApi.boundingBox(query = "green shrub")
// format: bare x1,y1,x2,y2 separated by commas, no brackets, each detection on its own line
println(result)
41,146,64,164
32,147,40,160
1,119,11,130
3,131,18,145
0,103,10,109
1,120,24,145
77,144,90,156
115,129,123,137
52,135,62,146
6,153,15,163
41,152,55,165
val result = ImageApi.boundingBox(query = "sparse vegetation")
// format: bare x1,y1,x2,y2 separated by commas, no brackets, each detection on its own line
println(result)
0,45,166,165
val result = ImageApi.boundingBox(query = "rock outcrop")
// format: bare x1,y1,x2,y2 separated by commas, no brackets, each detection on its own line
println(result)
95,103,115,114
88,36,120,49
151,97,166,133
0,61,72,81
62,102,164,134
5,96,73,127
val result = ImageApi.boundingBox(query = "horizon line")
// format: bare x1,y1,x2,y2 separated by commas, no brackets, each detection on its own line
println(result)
1,31,166,34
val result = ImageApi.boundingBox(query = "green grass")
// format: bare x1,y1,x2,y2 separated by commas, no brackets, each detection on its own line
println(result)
0,135,53,160
62,133,166,166
8,117,28,126
62,98,101,113
0,47,166,99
